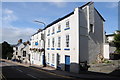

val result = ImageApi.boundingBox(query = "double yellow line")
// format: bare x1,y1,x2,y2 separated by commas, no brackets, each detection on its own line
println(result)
30,67,72,79
2,59,72,79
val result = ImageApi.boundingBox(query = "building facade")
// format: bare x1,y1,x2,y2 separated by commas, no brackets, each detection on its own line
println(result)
29,29,45,66
12,40,30,63
30,2,105,73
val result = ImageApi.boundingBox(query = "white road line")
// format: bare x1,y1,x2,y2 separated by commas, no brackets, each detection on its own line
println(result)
27,74,37,79
17,69,23,72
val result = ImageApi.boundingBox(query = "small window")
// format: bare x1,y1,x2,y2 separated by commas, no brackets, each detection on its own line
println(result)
66,21,69,28
52,54,54,64
57,54,60,65
48,39,50,47
52,38,55,47
66,35,69,47
52,27,55,33
16,52,18,55
16,47,18,50
58,24,61,31
58,37,61,47
23,51,26,57
48,53,50,62
90,24,94,32
48,30,50,34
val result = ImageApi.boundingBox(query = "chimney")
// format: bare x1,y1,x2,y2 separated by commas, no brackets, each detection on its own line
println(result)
26,41,30,45
18,39,22,43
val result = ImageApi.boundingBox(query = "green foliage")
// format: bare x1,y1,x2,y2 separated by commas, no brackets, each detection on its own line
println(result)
114,33,120,54
2,41,14,59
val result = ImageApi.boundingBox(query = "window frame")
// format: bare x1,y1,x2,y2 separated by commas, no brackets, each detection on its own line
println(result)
66,35,69,47
58,37,61,47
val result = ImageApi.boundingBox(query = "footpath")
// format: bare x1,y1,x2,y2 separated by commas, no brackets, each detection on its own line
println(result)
1,59,120,80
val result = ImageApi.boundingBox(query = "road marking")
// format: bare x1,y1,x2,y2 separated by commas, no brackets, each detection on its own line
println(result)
30,67,72,79
17,69,23,72
27,74,37,79
2,74,7,80
2,60,72,79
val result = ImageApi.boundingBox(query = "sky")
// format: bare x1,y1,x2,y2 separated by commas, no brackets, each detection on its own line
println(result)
1,2,118,44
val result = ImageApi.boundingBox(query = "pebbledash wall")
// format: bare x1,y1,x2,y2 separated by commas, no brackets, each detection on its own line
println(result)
30,2,105,73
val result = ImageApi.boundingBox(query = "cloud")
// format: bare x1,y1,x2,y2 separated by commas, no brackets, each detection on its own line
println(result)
49,2,67,8
2,8,18,24
2,26,36,44
2,8,36,44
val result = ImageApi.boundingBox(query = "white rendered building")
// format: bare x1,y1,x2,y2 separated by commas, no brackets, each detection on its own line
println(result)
29,29,45,66
30,2,105,73
12,40,30,63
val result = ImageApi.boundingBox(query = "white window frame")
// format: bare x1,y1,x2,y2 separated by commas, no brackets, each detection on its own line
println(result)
58,37,61,47
66,35,69,47
52,54,54,64
48,39,50,47
52,38,55,47
58,24,61,31
66,20,69,28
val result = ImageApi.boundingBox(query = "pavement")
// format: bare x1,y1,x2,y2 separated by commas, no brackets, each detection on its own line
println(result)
1,59,120,80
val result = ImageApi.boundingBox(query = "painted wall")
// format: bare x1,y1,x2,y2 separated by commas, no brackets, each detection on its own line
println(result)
45,8,80,73
30,31,44,66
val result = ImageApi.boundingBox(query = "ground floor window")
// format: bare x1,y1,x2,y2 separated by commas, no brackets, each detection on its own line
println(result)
48,53,50,62
57,54,60,65
52,54,54,64
39,53,41,61
23,51,26,57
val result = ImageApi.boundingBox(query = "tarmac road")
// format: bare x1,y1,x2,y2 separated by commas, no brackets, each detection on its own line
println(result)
1,60,73,80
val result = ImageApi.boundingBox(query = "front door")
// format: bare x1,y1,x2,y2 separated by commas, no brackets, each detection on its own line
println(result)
65,55,70,72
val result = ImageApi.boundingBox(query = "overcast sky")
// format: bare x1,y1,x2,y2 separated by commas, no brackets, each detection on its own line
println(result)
1,2,118,44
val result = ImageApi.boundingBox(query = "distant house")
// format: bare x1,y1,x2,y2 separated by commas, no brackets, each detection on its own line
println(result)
12,39,30,63
106,34,114,43
105,30,120,54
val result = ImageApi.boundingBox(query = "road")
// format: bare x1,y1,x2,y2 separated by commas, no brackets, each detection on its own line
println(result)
0,60,74,80
1,60,120,80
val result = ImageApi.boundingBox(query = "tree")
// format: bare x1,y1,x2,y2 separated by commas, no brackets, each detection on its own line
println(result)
2,41,14,59
114,32,120,54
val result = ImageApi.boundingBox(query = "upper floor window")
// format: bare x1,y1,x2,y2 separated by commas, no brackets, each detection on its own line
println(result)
66,35,69,47
48,30,50,34
52,38,55,47
90,24,94,33
58,24,61,31
23,51,26,57
16,47,18,50
52,27,55,34
58,37,61,47
48,39,50,47
66,21,69,28
16,52,18,55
